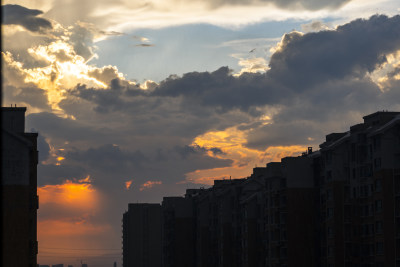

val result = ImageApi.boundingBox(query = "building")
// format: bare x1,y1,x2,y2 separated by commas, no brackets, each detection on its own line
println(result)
162,196,196,267
125,111,400,267
1,107,39,267
318,111,400,267
122,203,162,267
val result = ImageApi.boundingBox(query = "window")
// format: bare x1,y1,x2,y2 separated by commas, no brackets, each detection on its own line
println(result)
375,179,382,193
327,171,333,182
326,151,333,165
327,208,334,219
328,246,334,257
375,200,383,213
376,221,383,234
327,227,334,238
373,136,381,151
374,158,382,170
369,224,374,235
327,189,333,201
376,242,384,255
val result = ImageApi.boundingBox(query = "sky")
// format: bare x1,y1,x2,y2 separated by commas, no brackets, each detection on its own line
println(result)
2,0,400,266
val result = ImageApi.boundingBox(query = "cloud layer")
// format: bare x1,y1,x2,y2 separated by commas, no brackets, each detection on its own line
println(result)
2,4,52,32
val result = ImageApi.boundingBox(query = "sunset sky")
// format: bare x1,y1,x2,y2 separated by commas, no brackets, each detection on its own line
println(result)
2,0,400,266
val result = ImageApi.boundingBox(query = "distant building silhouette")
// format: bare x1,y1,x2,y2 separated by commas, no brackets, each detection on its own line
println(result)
122,203,162,267
124,111,400,266
52,264,64,267
1,107,39,267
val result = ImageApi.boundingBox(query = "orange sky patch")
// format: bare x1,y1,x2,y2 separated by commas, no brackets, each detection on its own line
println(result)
37,180,115,265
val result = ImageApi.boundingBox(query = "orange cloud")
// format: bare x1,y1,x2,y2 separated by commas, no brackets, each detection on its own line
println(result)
185,126,307,185
139,180,162,191
125,180,133,190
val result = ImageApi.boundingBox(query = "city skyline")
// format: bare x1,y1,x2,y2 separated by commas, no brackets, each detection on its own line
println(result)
2,0,400,266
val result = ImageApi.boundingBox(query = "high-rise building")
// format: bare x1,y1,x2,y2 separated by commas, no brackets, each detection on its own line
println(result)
318,111,400,267
122,203,162,267
162,196,196,267
1,107,39,267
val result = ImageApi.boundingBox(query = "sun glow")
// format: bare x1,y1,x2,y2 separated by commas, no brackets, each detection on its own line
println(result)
3,36,126,116
38,180,99,209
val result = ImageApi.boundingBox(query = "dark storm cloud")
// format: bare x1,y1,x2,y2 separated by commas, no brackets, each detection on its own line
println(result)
268,15,400,91
2,4,52,32
152,67,286,112
38,164,86,185
147,15,400,112
26,112,113,145
56,143,232,190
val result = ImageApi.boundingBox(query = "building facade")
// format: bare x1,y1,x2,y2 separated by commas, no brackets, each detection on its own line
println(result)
1,107,39,267
122,203,162,267
318,111,400,267
123,111,400,267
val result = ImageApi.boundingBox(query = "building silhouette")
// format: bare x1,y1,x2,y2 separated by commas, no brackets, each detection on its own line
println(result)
1,107,39,267
318,111,400,266
122,203,162,267
162,196,196,267
123,111,400,266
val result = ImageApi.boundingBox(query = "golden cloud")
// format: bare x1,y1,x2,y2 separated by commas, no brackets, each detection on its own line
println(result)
185,126,306,185
125,180,133,190
139,180,162,191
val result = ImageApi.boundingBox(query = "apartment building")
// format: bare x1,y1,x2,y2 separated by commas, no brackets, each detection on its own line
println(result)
319,111,400,267
123,111,400,267
122,203,162,267
1,107,39,267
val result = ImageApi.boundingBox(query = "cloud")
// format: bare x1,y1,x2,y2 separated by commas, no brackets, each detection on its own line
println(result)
139,181,162,191
301,20,332,32
4,14,400,266
268,15,400,90
2,4,53,32
12,15,400,189
135,43,155,47
205,0,351,10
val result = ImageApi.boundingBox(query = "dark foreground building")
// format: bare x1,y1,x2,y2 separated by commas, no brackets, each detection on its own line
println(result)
123,111,400,267
1,107,39,267
122,203,162,267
